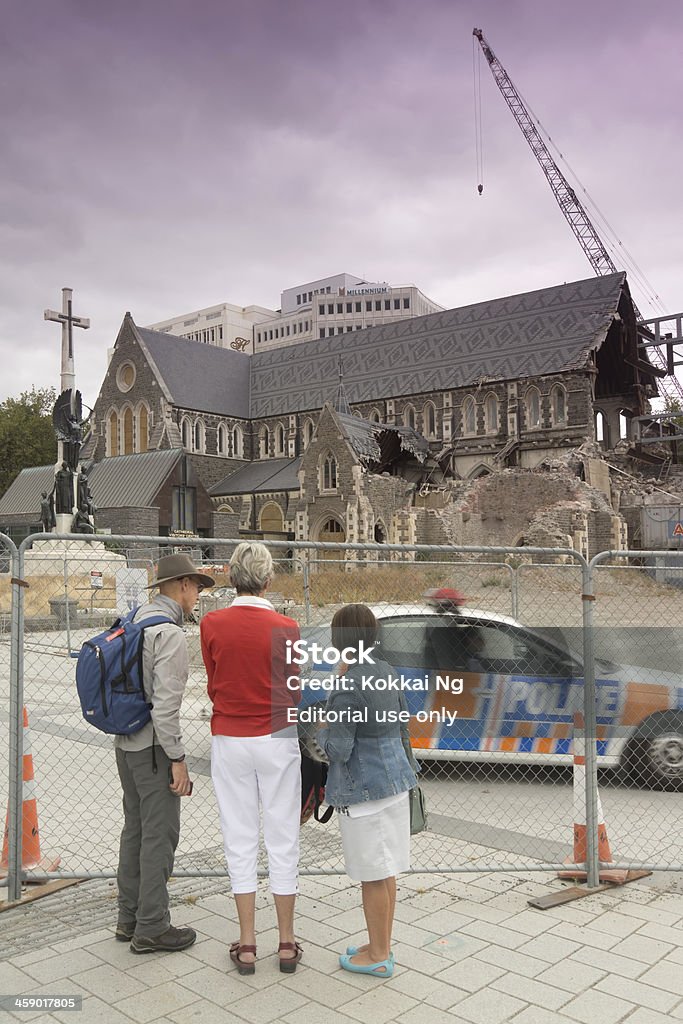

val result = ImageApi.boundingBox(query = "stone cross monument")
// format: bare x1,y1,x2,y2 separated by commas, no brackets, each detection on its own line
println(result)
44,288,92,532
44,287,90,396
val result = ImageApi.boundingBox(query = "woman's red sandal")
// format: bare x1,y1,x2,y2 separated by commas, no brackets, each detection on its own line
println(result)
278,941,303,973
230,942,256,975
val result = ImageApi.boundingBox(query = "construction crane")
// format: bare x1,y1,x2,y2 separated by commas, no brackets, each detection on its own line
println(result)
472,27,683,402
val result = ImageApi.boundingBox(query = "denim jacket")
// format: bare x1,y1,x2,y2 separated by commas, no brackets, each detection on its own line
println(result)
318,658,418,809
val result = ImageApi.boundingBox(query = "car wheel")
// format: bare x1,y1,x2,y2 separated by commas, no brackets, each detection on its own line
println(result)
626,714,683,792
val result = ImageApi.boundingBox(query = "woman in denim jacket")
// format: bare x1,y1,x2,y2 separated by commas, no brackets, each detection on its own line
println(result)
318,604,418,978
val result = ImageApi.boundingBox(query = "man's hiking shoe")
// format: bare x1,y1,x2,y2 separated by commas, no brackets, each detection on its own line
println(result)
115,922,135,942
130,925,197,954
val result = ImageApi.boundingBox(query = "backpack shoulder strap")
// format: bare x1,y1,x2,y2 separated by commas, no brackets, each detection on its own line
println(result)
136,614,175,630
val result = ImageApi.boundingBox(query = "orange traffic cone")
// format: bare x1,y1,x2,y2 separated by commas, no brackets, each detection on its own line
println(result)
558,713,628,884
0,707,61,877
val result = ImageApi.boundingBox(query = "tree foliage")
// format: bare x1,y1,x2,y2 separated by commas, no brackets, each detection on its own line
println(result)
0,387,57,496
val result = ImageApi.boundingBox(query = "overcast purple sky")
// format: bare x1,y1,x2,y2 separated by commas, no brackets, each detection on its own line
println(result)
1,0,681,407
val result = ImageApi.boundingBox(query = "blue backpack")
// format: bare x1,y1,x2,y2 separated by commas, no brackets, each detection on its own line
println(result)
76,610,173,734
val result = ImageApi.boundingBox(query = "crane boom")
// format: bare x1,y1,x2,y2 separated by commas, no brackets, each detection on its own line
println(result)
472,27,683,401
473,29,623,284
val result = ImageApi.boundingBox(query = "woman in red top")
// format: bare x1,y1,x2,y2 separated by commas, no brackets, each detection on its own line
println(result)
201,542,302,975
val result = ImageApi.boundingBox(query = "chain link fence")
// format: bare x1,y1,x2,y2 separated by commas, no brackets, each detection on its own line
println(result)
584,551,683,872
3,532,683,901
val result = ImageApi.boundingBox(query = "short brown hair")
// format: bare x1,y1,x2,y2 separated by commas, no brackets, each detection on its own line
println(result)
331,604,377,657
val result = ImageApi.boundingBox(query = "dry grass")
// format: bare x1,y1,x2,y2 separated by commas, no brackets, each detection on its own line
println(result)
272,564,458,606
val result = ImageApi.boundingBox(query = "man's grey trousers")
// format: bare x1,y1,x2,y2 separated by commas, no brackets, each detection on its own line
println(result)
116,747,181,938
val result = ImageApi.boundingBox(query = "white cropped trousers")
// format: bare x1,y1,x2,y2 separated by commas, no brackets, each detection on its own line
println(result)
211,733,301,894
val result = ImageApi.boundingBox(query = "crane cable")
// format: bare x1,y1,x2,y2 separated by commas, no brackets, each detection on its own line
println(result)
473,35,484,194
514,84,669,318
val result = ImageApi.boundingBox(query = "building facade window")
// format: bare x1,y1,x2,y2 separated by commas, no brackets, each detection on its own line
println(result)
275,423,286,456
462,396,476,436
303,419,314,448
181,417,191,449
217,423,228,455
260,501,284,533
403,297,410,309
595,410,608,447
403,404,416,429
193,419,205,453
484,393,498,434
320,452,338,491
232,425,244,458
551,384,567,425
137,404,149,452
423,401,436,438
369,408,381,423
260,426,270,458
525,387,541,429
117,362,136,393
123,407,134,455
108,410,119,457
172,486,196,533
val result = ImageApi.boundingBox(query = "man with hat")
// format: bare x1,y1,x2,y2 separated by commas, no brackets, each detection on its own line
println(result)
115,553,214,954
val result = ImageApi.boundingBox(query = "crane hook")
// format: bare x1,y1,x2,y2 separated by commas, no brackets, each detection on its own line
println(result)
477,184,483,195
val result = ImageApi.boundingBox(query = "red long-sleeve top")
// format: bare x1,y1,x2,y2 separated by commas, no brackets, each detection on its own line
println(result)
200,598,301,737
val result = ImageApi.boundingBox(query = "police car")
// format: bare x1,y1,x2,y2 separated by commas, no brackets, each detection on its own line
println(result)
299,604,683,791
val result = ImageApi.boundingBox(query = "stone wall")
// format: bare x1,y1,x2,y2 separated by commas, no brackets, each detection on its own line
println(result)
96,506,159,536
296,406,359,541
364,474,414,543
187,453,244,492
210,510,241,557
91,318,164,461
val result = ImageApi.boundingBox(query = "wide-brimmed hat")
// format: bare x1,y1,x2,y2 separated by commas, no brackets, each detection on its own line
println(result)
147,553,215,590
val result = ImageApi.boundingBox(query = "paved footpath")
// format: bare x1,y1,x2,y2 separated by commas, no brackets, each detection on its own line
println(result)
2,870,683,1024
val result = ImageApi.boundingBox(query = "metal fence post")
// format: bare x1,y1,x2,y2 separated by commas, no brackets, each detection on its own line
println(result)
511,564,519,619
7,536,23,902
581,555,600,888
302,553,311,626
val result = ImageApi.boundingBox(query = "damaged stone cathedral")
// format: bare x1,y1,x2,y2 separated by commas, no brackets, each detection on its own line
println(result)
0,272,667,557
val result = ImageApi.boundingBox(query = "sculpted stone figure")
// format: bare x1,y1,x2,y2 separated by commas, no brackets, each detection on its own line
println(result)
40,491,55,532
78,465,96,517
55,461,74,515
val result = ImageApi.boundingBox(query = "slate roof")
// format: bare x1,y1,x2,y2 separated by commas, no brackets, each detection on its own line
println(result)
335,412,430,464
136,326,251,417
0,466,58,516
210,458,301,496
249,273,628,417
90,449,184,508
0,449,184,517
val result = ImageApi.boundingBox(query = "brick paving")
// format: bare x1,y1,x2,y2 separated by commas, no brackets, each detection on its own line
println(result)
2,870,683,1023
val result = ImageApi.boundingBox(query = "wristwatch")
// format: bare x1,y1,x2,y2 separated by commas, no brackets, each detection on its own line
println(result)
170,755,185,763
